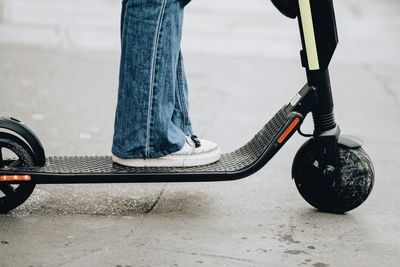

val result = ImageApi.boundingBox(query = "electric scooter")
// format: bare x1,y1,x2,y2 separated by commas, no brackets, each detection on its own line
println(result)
0,0,375,214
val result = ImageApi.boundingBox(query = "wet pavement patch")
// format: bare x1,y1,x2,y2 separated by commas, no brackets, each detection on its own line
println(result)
312,263,329,267
284,249,308,255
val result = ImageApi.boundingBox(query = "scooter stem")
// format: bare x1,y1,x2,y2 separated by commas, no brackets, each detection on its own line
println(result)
296,0,339,133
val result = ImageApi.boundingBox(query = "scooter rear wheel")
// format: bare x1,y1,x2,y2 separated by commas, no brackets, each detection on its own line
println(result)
0,133,36,214
292,138,374,213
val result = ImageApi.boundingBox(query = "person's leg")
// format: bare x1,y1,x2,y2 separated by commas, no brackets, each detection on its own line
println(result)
112,0,220,167
113,0,187,159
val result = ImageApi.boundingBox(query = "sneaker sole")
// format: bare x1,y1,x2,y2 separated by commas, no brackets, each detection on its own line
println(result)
112,147,221,168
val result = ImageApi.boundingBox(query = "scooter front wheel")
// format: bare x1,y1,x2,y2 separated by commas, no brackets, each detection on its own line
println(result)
0,133,36,214
292,138,375,213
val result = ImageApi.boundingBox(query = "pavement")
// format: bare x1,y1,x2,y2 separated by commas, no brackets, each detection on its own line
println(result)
0,0,400,266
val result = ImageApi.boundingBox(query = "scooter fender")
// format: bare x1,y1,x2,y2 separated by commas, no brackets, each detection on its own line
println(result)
318,126,364,149
338,134,363,149
0,116,46,166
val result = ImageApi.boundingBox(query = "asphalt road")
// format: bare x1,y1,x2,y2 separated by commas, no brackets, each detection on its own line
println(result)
1,0,400,266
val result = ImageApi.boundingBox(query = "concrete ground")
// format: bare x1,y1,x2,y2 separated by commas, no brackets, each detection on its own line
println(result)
0,0,400,266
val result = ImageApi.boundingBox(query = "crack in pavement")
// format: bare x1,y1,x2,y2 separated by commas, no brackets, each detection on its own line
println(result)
145,184,167,214
55,184,168,267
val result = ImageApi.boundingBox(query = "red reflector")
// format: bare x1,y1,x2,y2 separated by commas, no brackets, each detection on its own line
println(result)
0,175,31,181
278,118,301,144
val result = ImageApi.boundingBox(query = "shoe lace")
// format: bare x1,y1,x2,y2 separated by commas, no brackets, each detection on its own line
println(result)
190,135,201,148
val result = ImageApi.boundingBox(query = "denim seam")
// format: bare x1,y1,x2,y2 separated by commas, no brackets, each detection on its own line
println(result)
145,0,167,157
175,55,184,130
176,53,188,134
120,0,128,39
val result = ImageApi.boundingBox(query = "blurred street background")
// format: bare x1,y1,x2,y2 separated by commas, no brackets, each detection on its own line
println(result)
1,0,400,266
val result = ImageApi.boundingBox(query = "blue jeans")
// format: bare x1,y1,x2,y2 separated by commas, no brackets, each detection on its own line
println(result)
112,0,193,159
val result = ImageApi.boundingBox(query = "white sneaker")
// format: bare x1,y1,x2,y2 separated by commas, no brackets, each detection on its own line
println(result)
112,136,221,167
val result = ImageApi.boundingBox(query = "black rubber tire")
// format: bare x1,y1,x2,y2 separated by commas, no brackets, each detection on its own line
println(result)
0,133,36,214
292,138,375,213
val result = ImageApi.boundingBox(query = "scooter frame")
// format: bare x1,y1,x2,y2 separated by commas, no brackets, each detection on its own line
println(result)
0,0,374,213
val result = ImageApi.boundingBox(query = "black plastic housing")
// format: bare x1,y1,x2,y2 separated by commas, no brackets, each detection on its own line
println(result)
271,0,298,19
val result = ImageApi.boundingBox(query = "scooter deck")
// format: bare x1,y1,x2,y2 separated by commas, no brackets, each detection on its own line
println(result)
0,108,302,184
